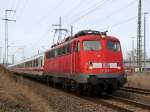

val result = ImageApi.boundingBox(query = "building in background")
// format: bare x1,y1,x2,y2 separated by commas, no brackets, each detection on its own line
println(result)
124,49,150,72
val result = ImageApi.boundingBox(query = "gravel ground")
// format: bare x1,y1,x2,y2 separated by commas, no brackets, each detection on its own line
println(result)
115,90,150,105
2,65,150,112
113,90,150,112
0,65,117,112
19,77,117,112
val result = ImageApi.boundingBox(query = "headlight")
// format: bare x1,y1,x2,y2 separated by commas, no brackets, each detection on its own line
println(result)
88,61,93,70
89,65,93,70
117,66,121,70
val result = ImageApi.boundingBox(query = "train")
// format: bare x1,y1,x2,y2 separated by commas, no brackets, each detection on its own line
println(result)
8,30,127,94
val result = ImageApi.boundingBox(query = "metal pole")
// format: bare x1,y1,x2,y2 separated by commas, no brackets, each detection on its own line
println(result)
71,25,73,37
2,9,16,66
58,16,62,42
137,0,142,72
144,12,148,72
12,55,14,64
130,37,135,72
4,10,8,65
0,47,2,64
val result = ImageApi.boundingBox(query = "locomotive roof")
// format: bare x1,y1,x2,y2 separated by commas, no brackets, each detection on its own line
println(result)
47,30,120,52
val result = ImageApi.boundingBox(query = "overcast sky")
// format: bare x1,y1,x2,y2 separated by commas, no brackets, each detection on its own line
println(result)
0,0,150,63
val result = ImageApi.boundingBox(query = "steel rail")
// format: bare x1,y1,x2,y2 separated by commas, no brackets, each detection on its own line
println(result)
120,87,150,96
14,73,150,111
108,95,150,110
82,97,133,112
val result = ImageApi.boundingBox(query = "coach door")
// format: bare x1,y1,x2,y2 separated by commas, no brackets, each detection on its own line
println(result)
72,41,80,73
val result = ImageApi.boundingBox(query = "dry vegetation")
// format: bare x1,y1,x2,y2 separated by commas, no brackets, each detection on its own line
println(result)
127,72,150,89
0,65,54,112
2,64,150,112
0,65,113,112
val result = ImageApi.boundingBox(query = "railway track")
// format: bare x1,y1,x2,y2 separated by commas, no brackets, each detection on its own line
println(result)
120,86,150,96
57,85,150,112
83,97,133,112
109,95,150,110
83,94,150,112
16,74,150,112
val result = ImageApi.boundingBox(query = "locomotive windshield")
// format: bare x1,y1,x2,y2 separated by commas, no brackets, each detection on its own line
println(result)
107,40,120,52
83,40,101,51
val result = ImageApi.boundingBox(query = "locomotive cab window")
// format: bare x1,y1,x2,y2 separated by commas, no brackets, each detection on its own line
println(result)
107,40,120,52
83,40,101,51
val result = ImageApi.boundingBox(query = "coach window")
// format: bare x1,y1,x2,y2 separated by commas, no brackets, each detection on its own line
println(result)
33,59,38,67
29,61,32,67
40,59,43,67
25,62,28,67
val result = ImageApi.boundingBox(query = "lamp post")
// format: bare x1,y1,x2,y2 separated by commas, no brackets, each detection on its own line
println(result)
144,12,148,72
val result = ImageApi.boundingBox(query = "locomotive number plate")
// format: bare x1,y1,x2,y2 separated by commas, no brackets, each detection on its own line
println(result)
93,63,117,68
93,63,102,68
109,63,117,68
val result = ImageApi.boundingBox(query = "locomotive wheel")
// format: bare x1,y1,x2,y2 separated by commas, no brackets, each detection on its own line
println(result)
87,84,93,96
46,76,52,86
105,84,115,94
75,83,83,96
52,82,59,88
62,79,71,92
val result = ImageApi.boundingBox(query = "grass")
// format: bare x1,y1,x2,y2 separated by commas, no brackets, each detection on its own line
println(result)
0,100,28,112
127,72,150,89
0,65,54,112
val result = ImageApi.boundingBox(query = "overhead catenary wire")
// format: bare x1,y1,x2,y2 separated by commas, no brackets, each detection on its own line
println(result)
69,0,137,26
70,0,112,24
10,0,18,11
101,16,137,29
14,0,21,12
26,28,52,54
15,0,29,20
3,0,149,61
67,0,107,23
63,0,88,19
34,0,135,47
36,0,65,24
68,0,138,34
145,0,150,4
95,0,137,25
6,0,15,10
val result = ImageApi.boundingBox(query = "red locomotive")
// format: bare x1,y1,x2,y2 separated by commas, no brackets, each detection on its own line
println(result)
8,30,127,94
